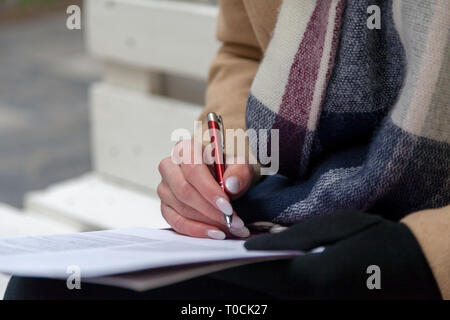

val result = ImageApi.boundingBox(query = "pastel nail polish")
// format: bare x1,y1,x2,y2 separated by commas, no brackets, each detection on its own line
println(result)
215,197,233,216
207,230,226,240
225,176,240,194
230,227,250,238
231,216,244,229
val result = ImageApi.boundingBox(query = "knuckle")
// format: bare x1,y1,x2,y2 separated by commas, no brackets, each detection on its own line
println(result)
160,204,167,219
158,158,169,175
156,183,164,199
171,214,184,232
160,204,178,229
161,212,172,227
175,181,192,202
182,163,200,182
177,201,189,217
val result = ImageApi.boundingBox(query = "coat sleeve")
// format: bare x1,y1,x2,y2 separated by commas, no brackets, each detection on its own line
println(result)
198,0,262,169
401,205,450,300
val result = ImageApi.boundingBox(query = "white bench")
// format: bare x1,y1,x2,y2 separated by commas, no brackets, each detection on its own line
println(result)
24,0,219,231
0,203,77,238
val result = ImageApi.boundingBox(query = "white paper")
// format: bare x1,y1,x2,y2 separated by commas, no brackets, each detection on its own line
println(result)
0,228,302,281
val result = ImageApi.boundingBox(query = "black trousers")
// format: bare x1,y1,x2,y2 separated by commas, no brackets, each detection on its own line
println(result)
4,275,274,300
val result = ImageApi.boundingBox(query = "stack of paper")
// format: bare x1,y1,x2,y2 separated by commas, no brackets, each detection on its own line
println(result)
0,228,303,291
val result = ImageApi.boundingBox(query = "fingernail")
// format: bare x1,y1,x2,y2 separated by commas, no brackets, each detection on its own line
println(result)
270,225,289,234
207,230,226,240
215,197,233,216
231,216,244,229
230,226,250,238
225,176,240,194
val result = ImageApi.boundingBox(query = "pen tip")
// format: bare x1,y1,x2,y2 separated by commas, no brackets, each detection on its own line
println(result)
225,215,232,229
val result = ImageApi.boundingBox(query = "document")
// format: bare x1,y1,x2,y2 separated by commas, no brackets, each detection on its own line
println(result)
0,228,303,290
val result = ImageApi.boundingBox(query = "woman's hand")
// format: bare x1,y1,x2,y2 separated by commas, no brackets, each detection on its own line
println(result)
157,139,253,239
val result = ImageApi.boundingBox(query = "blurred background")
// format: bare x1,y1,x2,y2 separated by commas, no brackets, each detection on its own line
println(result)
0,0,219,297
0,0,94,208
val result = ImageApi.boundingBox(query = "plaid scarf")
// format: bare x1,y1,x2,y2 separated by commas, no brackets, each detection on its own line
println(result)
238,0,450,224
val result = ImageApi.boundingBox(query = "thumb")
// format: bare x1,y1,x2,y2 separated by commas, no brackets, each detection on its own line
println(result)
223,161,253,199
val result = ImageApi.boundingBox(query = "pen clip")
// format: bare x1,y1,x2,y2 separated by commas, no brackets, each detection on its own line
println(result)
217,115,225,150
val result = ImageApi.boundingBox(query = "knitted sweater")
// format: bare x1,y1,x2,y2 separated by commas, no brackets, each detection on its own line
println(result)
199,0,449,299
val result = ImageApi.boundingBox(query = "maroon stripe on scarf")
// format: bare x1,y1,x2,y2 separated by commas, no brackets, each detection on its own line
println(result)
272,0,334,177
276,0,333,127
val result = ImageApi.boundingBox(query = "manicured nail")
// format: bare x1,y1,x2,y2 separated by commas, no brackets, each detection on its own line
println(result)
215,197,233,216
207,230,226,240
230,227,250,238
231,216,244,229
225,176,240,194
270,225,289,234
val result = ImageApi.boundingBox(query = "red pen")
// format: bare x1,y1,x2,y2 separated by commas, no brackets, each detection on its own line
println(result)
207,112,232,228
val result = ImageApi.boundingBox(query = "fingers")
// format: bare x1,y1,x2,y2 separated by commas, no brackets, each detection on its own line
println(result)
158,182,249,237
180,162,233,218
161,204,226,240
176,140,233,217
159,158,230,226
223,162,253,199
157,181,225,228
158,139,252,240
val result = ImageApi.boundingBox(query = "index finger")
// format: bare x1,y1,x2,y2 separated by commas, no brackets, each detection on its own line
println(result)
180,160,233,217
